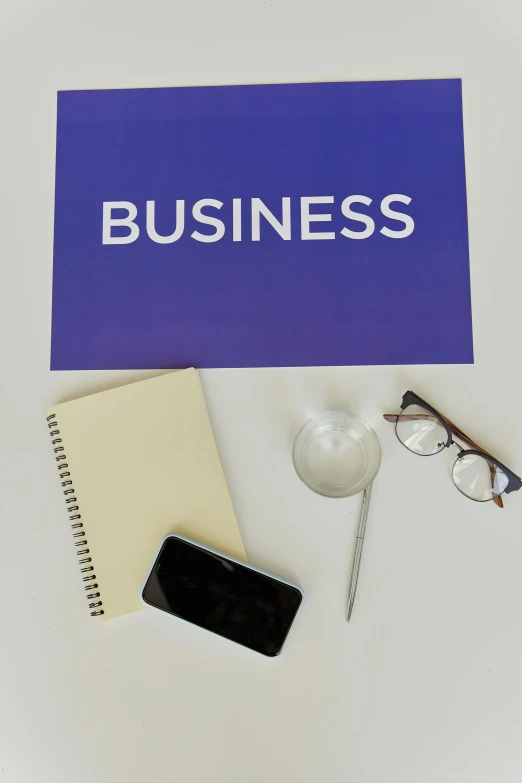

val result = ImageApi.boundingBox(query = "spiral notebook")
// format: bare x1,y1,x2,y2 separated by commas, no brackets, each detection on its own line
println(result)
46,369,246,621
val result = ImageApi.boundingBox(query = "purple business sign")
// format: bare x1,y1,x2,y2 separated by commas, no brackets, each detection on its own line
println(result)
51,79,473,370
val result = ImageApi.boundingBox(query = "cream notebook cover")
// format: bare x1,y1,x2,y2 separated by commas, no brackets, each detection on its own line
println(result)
47,369,246,621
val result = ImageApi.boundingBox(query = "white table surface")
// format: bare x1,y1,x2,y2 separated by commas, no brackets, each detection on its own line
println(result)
2,1,522,781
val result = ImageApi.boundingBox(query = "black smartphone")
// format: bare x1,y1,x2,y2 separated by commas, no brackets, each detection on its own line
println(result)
142,536,303,657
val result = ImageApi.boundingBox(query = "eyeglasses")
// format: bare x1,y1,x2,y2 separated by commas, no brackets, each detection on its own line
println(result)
384,391,521,507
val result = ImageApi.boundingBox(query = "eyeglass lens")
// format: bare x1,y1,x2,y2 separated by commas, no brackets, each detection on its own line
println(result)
396,404,447,456
453,454,508,502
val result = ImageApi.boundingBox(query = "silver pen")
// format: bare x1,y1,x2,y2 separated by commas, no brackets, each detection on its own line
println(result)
346,482,372,622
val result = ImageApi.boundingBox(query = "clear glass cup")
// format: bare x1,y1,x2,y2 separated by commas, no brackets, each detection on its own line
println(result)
293,411,381,498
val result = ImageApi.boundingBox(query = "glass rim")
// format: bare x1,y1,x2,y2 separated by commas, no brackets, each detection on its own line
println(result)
293,410,382,498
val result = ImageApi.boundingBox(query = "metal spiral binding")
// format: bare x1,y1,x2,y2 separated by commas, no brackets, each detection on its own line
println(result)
47,413,104,617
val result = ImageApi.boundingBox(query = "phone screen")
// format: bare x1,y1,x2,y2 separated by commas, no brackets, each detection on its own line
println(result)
142,536,302,656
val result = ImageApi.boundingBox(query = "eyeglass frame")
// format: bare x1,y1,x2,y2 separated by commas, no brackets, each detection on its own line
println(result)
384,390,522,508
